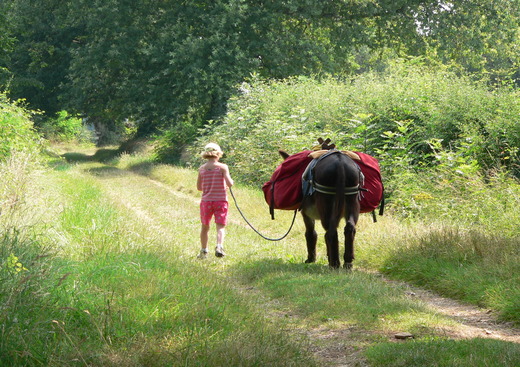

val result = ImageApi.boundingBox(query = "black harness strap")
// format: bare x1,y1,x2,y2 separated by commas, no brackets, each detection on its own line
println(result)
303,149,363,198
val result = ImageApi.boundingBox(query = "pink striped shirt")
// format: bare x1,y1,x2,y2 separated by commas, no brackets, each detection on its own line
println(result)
199,167,228,201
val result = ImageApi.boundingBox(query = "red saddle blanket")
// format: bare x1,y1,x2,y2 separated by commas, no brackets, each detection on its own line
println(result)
262,150,314,212
262,150,384,215
356,152,384,214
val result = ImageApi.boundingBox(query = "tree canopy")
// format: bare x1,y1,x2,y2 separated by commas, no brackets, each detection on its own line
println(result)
1,0,519,145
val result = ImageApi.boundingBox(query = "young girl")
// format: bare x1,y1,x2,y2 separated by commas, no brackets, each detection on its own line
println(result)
196,143,234,259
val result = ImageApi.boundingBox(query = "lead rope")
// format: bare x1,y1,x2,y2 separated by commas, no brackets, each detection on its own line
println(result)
229,187,298,241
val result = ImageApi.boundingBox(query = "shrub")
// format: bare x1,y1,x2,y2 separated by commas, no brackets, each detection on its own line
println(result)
39,110,94,142
0,94,42,160
185,61,520,240
187,62,520,186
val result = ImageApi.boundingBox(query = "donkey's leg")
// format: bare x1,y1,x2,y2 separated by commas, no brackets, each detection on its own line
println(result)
317,199,340,269
343,219,356,270
343,208,359,270
302,213,317,263
325,225,340,268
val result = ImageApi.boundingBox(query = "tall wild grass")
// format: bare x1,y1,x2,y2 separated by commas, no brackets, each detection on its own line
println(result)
0,152,59,365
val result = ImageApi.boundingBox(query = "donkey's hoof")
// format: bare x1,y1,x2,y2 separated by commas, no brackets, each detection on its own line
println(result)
344,263,353,271
305,258,316,264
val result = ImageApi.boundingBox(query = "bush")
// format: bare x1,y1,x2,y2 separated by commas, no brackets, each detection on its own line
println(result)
38,110,93,142
187,61,520,186
155,116,202,164
0,94,42,160
348,61,520,176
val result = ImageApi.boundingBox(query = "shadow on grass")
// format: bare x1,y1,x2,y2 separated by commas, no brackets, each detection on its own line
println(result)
232,257,332,280
58,148,136,180
86,165,131,178
125,161,156,177
62,148,121,163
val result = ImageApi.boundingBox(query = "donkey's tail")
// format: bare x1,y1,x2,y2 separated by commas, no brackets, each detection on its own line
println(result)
332,155,346,228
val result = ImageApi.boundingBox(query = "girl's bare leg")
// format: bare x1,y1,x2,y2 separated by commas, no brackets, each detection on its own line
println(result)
200,224,210,250
215,224,226,256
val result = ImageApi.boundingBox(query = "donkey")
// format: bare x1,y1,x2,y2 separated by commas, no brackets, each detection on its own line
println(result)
279,148,362,269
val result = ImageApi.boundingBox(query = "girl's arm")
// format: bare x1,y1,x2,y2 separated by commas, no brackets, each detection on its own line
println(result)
196,170,203,191
222,165,234,187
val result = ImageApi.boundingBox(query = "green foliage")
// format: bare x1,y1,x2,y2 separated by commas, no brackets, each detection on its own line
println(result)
189,63,520,185
154,113,205,163
0,94,42,160
39,110,92,142
353,61,520,176
1,0,74,116
387,143,520,233
3,0,518,147
414,0,520,83
185,75,355,185
0,1,14,83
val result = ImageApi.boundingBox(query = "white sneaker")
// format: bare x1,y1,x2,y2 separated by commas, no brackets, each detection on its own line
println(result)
197,250,208,259
215,246,226,257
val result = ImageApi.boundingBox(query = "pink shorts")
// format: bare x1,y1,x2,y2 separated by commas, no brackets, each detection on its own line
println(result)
200,201,228,226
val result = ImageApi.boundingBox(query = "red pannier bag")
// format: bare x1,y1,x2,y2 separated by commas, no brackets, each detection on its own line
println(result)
262,150,384,219
355,152,384,214
262,150,313,217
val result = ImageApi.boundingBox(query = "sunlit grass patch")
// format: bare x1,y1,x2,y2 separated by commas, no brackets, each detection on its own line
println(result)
28,159,318,366
56,172,123,258
365,337,520,367
231,258,455,341
51,249,317,366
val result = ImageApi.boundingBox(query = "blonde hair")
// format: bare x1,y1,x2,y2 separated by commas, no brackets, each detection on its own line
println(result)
201,143,223,159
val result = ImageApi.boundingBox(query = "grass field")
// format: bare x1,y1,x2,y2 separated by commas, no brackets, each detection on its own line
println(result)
1,147,519,366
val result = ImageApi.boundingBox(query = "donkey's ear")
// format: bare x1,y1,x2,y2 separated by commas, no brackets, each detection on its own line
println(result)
278,150,290,160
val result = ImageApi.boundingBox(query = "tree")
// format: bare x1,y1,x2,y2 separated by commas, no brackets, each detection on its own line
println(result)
413,0,520,83
62,0,440,142
1,0,77,117
2,0,519,148
0,2,15,88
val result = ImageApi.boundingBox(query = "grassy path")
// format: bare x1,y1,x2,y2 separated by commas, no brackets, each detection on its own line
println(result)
38,149,520,366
